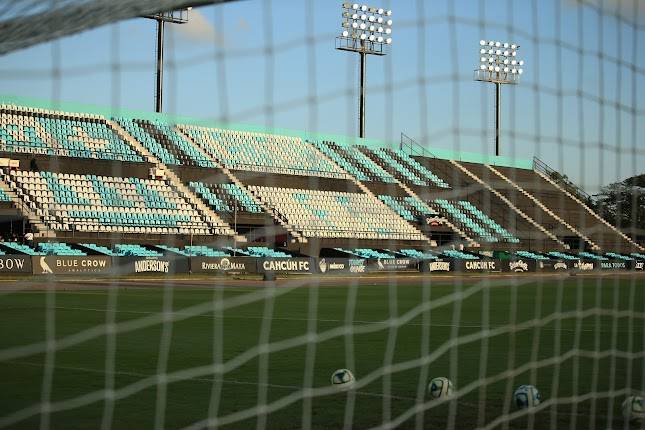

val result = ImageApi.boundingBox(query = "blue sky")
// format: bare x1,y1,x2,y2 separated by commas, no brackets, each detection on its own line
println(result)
0,0,643,192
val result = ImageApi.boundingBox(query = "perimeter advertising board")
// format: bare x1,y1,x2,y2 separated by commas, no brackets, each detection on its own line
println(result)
634,261,644,271
190,257,255,274
113,256,189,275
368,258,418,272
315,258,367,274
572,260,597,272
32,256,112,274
258,258,314,274
452,259,503,273
598,260,628,271
420,259,453,273
537,260,571,272
500,259,537,273
0,256,32,274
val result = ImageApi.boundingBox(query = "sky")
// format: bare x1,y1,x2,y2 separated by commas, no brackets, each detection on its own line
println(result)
0,0,643,193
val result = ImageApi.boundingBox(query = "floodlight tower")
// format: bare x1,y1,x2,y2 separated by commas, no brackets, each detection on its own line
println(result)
144,9,190,113
474,40,524,157
336,3,393,139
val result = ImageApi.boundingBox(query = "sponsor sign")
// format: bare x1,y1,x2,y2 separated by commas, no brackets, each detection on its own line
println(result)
499,259,537,273
33,256,111,274
258,258,314,274
634,261,644,271
424,260,452,273
537,260,569,272
463,259,501,272
190,257,255,274
316,258,367,274
113,256,189,275
0,256,32,273
600,261,627,270
573,260,596,272
370,258,417,272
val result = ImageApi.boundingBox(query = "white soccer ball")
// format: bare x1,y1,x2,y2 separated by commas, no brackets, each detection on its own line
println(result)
622,396,645,422
427,377,454,399
514,385,541,409
331,369,355,389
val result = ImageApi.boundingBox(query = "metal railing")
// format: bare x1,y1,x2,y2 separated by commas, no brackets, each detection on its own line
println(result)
532,156,592,203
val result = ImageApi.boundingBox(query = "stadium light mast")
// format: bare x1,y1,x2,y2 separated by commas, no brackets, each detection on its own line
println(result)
336,3,392,139
144,9,190,113
474,39,524,157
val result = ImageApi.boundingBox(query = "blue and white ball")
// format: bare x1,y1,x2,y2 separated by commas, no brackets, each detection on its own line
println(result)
622,396,645,423
514,385,541,409
331,369,355,389
427,377,454,399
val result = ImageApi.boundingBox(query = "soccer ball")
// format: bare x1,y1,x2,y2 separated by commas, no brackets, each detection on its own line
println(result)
514,385,541,409
622,396,645,422
427,377,454,399
331,369,355,389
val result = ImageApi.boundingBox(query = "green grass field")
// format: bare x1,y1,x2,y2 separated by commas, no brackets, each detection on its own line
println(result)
0,276,644,429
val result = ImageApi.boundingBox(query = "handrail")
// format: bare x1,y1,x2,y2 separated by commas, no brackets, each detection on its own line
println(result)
532,156,592,202
400,132,439,159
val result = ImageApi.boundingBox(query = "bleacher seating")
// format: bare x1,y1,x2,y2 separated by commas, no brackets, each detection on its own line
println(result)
366,147,450,188
38,242,85,256
631,253,645,259
442,249,479,260
0,106,143,162
547,251,579,261
578,251,609,261
181,126,346,178
457,201,519,243
378,194,437,222
1,241,39,255
0,188,11,202
183,246,229,257
337,248,393,259
396,249,438,260
189,181,262,214
3,169,232,235
515,250,550,260
434,199,497,243
80,243,115,256
605,252,633,261
227,246,290,258
249,186,426,240
312,140,395,183
113,244,162,257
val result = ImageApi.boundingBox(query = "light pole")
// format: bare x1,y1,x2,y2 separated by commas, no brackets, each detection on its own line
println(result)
144,9,190,113
336,3,392,139
474,39,525,157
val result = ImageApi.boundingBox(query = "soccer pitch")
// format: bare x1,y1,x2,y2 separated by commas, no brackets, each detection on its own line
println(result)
0,276,643,429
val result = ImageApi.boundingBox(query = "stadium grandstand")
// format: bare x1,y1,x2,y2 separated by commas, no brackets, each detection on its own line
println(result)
0,97,640,261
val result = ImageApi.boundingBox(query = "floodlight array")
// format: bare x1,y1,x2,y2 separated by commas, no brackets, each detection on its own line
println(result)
340,3,392,46
475,39,524,84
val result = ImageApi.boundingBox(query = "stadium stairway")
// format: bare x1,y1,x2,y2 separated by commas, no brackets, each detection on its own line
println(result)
533,169,643,252
0,169,54,238
107,119,241,242
173,126,304,244
485,164,599,251
449,159,567,250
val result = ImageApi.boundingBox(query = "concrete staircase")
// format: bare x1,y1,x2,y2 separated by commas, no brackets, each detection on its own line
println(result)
107,119,244,242
0,171,55,238
534,170,644,252
486,164,598,251
450,160,567,249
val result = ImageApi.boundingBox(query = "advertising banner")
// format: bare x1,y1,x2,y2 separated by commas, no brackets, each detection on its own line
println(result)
453,259,503,273
368,258,418,272
420,259,453,273
32,256,112,275
0,256,32,274
500,259,537,273
315,258,367,274
257,258,314,274
190,257,255,274
598,260,629,271
634,260,644,271
113,256,189,275
537,260,571,272
572,260,597,272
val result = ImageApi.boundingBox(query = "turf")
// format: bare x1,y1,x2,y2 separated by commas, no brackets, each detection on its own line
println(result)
0,276,644,429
